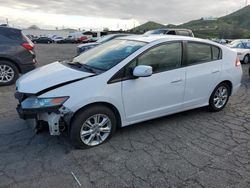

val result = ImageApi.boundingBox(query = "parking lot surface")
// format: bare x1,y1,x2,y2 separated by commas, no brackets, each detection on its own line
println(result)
0,44,250,188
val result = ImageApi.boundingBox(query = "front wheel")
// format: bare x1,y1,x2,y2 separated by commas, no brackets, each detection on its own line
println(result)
70,105,117,149
208,83,230,112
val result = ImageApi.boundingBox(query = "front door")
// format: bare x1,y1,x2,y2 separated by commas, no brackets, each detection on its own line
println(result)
121,42,186,123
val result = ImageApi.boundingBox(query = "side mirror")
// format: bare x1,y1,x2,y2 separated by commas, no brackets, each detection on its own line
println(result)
133,65,153,77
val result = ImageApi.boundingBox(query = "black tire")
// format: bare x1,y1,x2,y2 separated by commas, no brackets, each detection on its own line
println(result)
70,105,117,149
243,55,249,64
208,83,230,112
0,60,19,86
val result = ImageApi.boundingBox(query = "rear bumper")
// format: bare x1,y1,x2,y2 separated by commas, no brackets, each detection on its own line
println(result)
19,62,37,74
232,83,241,95
238,54,244,61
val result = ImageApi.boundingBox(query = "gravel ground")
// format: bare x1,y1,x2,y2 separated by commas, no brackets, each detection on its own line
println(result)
0,44,250,188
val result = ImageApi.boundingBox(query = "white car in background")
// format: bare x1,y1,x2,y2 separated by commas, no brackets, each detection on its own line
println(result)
52,36,64,43
228,39,250,64
15,35,242,148
76,33,132,54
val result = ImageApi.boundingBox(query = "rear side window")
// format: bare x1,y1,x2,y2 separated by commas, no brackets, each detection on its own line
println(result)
187,42,211,65
187,42,222,65
212,46,222,60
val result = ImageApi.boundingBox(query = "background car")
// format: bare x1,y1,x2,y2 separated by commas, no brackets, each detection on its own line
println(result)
144,28,194,37
228,39,250,64
32,36,53,44
52,36,64,43
76,33,132,54
0,26,36,86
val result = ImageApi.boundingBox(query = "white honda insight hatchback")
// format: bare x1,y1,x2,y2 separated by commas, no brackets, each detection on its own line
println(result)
15,35,242,148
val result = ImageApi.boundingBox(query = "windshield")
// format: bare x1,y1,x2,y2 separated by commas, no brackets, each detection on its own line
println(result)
244,42,250,49
73,39,146,72
229,40,240,47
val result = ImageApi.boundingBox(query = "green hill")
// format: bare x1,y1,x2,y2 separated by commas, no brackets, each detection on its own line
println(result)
221,5,250,29
180,5,250,38
130,5,250,39
131,21,165,33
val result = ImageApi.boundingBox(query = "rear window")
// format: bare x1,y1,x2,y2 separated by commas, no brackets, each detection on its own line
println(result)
177,30,190,36
0,28,22,41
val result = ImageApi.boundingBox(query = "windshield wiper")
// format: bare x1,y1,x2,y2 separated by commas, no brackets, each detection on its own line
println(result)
67,62,82,68
67,62,95,73
69,62,105,74
81,64,97,74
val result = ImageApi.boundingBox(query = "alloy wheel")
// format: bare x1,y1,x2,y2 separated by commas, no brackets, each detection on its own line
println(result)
213,86,228,109
0,65,15,83
80,114,112,146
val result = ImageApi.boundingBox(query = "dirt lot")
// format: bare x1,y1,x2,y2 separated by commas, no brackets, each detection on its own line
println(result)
0,44,250,188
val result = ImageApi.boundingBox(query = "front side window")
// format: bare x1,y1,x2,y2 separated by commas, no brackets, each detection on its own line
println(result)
187,42,212,65
73,39,146,72
136,42,182,73
111,42,182,82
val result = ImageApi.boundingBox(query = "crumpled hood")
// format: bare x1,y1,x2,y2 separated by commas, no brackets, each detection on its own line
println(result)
16,61,94,94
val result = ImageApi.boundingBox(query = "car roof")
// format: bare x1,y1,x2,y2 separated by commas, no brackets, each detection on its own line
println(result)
153,28,192,31
118,34,211,44
0,26,21,32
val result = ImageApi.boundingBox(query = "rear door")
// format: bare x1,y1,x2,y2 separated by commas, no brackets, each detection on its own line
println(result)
183,41,222,108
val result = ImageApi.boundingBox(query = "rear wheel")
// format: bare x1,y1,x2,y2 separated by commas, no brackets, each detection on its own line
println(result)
70,105,117,149
0,61,19,86
243,55,249,64
208,83,230,112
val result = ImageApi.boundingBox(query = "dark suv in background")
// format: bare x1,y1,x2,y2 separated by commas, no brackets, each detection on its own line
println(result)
0,26,36,86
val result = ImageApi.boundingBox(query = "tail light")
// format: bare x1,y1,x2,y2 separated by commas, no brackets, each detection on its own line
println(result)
22,42,34,51
235,57,241,67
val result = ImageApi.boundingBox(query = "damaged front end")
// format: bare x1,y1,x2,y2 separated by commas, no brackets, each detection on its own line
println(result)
15,92,73,135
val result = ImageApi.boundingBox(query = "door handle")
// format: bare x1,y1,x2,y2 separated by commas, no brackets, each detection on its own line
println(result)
211,70,220,74
171,79,183,83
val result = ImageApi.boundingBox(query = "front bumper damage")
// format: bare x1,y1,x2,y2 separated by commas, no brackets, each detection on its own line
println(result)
15,92,73,135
